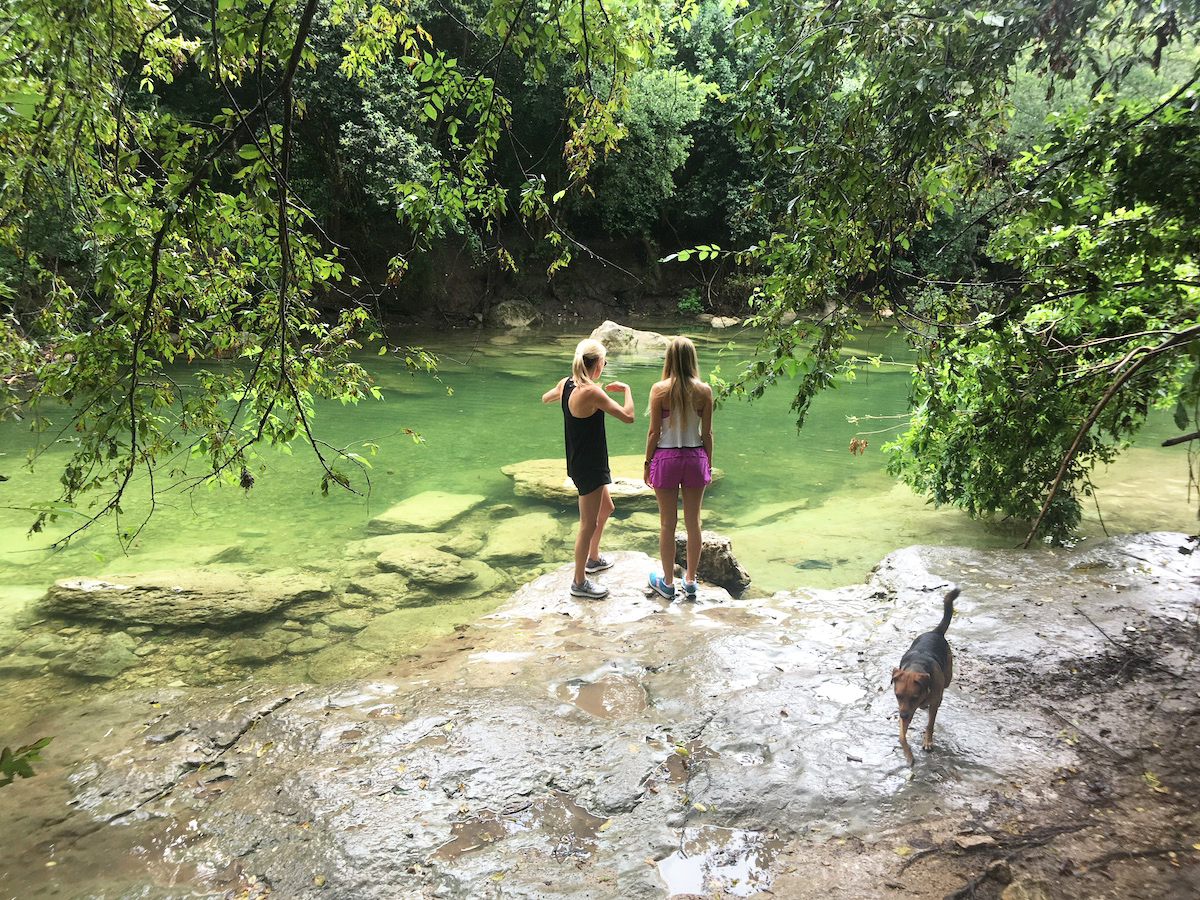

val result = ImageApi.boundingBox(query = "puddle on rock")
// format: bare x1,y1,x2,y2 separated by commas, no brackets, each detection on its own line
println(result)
430,791,606,862
657,825,783,897
556,673,647,719
647,739,719,787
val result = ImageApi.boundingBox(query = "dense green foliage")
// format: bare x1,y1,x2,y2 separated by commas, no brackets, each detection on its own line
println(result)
0,0,674,540
720,0,1200,542
1,0,1198,542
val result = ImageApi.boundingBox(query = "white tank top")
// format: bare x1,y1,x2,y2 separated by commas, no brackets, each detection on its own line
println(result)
658,406,702,448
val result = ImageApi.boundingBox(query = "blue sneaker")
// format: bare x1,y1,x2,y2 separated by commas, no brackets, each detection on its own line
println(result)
682,581,698,601
648,572,676,600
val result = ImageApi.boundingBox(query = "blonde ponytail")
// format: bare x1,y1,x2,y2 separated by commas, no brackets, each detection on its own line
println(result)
572,339,607,385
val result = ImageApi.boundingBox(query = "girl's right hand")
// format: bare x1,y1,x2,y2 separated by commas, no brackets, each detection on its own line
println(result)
604,381,629,393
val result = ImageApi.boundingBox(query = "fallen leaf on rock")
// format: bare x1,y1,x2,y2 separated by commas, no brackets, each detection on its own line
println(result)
954,834,998,850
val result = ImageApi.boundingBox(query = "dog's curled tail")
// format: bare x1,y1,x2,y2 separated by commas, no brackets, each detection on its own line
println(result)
936,587,959,636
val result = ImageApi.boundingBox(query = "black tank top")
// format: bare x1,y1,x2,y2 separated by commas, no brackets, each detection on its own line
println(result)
562,378,609,480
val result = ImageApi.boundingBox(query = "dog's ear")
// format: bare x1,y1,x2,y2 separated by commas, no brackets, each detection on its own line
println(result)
891,667,902,684
914,672,931,687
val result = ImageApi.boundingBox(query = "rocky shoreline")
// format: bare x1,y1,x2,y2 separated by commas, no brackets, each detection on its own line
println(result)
1,533,1196,898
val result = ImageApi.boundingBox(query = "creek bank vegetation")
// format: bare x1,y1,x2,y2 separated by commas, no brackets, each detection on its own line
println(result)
0,0,1197,549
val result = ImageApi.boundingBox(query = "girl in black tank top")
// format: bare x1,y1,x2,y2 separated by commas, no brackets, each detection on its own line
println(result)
562,378,611,495
541,338,635,598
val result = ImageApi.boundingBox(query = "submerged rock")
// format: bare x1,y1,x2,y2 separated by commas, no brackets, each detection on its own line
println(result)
367,491,486,534
41,569,331,627
344,572,412,605
0,654,45,675
376,545,477,588
225,637,286,665
58,632,140,679
479,512,563,565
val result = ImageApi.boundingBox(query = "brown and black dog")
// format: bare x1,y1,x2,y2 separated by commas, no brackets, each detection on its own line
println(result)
891,587,959,764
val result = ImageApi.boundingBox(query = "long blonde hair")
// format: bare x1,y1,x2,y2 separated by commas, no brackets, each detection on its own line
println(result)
661,336,700,423
572,338,606,385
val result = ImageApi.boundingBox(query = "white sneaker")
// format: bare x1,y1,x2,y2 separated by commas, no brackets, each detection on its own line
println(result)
570,578,609,599
585,556,613,574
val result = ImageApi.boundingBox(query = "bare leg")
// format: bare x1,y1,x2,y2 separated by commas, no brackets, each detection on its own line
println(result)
680,486,706,584
587,485,615,562
574,488,605,584
654,487,679,585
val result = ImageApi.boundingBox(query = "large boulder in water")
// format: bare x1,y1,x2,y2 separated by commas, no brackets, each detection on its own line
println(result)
589,320,671,354
484,298,543,328
41,569,332,627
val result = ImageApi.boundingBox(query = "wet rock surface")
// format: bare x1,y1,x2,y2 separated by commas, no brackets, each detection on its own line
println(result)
1,533,1197,899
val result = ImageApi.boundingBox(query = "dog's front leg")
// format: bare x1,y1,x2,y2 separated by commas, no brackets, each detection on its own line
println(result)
923,682,943,751
899,718,914,765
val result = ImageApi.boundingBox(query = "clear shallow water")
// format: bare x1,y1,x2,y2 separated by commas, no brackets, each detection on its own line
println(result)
0,323,1195,701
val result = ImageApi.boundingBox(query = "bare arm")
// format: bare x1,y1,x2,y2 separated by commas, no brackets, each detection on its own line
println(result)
541,377,567,405
598,381,635,423
698,382,714,466
644,383,664,484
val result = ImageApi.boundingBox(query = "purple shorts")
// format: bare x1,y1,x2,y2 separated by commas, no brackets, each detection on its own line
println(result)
648,447,710,490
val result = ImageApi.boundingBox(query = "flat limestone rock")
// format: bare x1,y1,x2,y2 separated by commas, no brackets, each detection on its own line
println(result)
366,491,486,534
502,455,722,508
344,532,445,559
41,569,331,627
479,512,563,565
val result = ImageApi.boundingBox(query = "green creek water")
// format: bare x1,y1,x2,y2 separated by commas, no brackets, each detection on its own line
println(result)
0,323,1195,716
